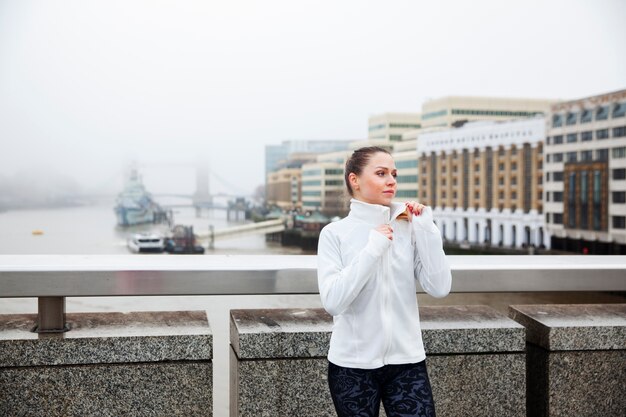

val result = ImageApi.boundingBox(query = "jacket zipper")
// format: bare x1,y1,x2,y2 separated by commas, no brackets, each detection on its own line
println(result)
381,236,393,365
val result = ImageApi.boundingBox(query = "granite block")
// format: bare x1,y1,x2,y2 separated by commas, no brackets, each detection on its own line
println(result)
420,305,525,353
526,345,625,417
510,304,626,417
0,310,213,417
230,308,332,359
0,361,213,417
509,304,626,351
231,306,525,358
230,348,335,417
0,311,213,367
428,353,526,417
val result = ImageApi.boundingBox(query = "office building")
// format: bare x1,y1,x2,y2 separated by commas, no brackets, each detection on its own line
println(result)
421,96,554,129
544,89,626,253
368,113,421,142
418,117,548,249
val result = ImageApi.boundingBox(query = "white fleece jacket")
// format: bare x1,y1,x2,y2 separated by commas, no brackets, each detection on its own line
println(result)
317,199,451,369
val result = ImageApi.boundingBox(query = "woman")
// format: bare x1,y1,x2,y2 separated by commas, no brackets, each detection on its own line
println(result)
317,146,451,417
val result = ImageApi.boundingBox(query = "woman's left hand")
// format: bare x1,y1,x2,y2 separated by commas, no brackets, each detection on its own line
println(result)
405,201,426,218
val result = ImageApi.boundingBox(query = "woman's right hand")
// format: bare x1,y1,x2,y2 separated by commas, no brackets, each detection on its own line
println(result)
374,224,394,240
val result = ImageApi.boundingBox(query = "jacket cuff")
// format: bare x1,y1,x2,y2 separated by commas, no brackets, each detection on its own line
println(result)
413,206,438,233
365,229,391,257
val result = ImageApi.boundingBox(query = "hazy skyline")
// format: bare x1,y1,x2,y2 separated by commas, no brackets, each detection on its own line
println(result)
1,0,625,198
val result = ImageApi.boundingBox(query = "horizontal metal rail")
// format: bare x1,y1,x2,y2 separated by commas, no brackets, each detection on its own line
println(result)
1,255,625,298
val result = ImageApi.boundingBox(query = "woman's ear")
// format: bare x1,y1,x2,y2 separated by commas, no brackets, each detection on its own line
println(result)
348,172,359,191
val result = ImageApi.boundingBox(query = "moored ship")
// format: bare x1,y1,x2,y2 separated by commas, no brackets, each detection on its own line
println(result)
114,168,168,227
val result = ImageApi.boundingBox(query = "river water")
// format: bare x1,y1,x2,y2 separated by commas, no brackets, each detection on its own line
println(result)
1,201,623,416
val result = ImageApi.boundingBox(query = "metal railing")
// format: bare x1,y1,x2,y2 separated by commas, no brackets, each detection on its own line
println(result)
1,255,625,332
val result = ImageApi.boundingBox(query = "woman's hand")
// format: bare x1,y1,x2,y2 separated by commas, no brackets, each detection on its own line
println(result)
405,201,426,219
374,224,394,240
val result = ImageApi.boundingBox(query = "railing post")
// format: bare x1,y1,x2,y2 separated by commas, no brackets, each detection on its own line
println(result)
36,296,69,333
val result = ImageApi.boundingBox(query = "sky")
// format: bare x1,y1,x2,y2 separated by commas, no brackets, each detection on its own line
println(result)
0,0,625,198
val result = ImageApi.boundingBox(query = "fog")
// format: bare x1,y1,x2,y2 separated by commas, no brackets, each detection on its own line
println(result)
1,0,625,207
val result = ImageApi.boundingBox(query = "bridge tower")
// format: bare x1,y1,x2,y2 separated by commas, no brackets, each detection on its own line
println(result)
192,162,212,216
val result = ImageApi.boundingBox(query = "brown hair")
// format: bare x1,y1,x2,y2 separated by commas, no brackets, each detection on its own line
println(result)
344,146,391,196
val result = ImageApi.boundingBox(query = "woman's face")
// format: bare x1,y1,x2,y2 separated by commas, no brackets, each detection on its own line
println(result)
350,152,397,206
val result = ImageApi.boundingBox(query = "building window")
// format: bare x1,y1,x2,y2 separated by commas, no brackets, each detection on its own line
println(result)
613,126,626,138
613,192,626,204
553,153,563,162
475,178,480,186
325,180,343,186
596,129,610,139
512,191,517,199
593,170,602,230
553,213,563,224
475,191,480,199
553,171,564,182
580,109,593,123
613,102,626,118
581,171,589,229
511,177,517,185
596,105,609,121
499,163,505,171
612,147,626,159
498,147,505,156
552,114,563,127
568,172,576,228
511,162,517,171
580,150,593,162
613,168,626,180
566,112,577,125
596,148,609,161
580,131,592,142
567,152,577,163
553,135,563,144
325,169,343,175
511,147,517,155
613,216,626,229
553,191,564,202
442,178,447,186
499,177,504,186
396,175,418,184
499,191,504,199
396,160,418,169
566,133,578,143
475,164,480,172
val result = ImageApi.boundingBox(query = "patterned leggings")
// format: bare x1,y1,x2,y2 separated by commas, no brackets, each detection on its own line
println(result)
328,360,436,417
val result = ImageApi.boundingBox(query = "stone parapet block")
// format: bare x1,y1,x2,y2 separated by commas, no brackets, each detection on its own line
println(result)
509,303,626,417
509,303,626,351
0,310,213,417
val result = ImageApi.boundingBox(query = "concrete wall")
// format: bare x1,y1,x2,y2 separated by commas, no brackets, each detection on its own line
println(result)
0,311,213,417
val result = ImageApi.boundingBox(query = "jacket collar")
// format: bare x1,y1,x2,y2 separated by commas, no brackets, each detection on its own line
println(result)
348,198,407,225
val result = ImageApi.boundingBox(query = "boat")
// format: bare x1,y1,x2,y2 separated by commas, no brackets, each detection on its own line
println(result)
114,167,168,227
127,233,165,253
164,225,205,254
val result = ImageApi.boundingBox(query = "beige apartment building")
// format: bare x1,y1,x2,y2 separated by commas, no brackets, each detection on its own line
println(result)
266,168,302,210
421,96,554,129
544,89,626,254
418,117,548,249
368,113,421,142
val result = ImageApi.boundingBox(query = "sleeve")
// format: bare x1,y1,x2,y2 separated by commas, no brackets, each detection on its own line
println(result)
317,226,391,316
412,206,452,298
